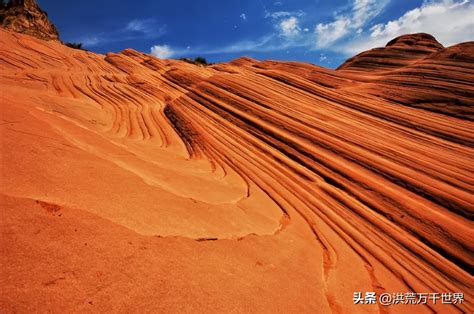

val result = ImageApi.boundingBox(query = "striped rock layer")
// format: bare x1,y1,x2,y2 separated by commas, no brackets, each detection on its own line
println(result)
1,29,473,313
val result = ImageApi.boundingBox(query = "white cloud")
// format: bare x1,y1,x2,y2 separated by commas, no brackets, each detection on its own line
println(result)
352,0,389,28
265,10,305,19
176,33,306,56
148,35,278,60
125,18,166,38
206,35,278,54
76,19,165,47
315,0,389,48
81,36,100,47
343,0,474,54
150,45,175,59
316,17,350,48
265,10,306,40
280,16,301,37
240,13,247,21
149,0,473,61
126,20,149,32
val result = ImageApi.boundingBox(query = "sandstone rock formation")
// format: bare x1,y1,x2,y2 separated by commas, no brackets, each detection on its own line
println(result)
0,0,59,41
338,34,474,121
338,33,444,72
0,12,473,314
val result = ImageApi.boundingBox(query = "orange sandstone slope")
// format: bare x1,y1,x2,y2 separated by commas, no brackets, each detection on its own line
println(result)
0,28,473,313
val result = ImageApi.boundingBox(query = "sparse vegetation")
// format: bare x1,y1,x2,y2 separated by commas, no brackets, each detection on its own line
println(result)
193,57,208,65
64,42,85,50
179,56,210,66
0,0,9,10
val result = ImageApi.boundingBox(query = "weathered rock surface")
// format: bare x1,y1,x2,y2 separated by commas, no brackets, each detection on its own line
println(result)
0,26,472,313
337,33,444,72
0,0,59,41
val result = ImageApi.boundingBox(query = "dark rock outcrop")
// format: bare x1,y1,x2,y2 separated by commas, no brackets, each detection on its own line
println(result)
0,0,59,41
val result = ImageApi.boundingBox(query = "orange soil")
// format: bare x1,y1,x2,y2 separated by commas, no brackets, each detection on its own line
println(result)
0,29,473,313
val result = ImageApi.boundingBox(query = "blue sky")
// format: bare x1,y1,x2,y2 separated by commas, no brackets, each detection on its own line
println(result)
40,0,474,68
